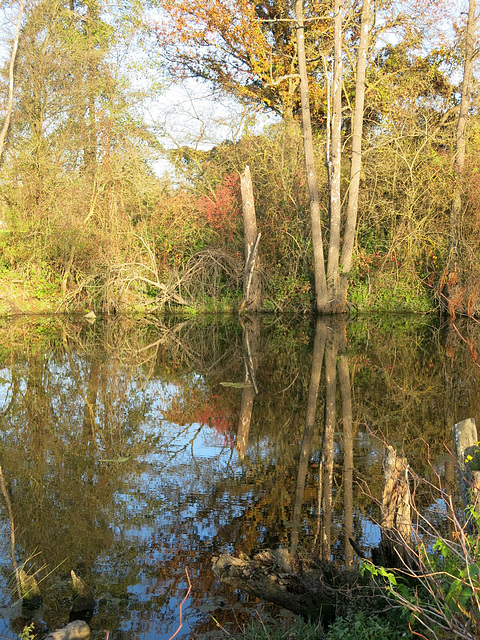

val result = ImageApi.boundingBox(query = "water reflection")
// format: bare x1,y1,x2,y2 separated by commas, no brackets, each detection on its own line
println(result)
0,314,478,639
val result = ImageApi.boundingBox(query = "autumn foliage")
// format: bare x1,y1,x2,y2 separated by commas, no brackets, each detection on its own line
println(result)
196,173,241,243
154,0,329,119
1,0,480,314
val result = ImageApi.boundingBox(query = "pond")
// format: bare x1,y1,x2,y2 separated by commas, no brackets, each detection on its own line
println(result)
0,313,478,640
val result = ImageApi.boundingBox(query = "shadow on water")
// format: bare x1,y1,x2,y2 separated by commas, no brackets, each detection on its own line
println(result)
0,313,478,638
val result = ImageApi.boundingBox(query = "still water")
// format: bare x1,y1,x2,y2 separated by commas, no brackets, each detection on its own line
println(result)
0,313,477,639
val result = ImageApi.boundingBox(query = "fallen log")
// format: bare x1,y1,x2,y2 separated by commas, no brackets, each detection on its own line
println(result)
212,549,370,622
212,446,414,620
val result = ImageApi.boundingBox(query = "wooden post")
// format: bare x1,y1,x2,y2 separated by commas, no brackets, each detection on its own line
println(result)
382,446,411,541
453,418,480,518
371,446,414,570
20,570,42,610
239,166,262,312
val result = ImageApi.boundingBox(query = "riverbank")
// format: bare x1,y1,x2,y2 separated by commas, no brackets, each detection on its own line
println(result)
0,271,58,315
0,267,436,317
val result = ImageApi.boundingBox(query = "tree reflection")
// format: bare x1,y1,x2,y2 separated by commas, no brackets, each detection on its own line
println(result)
291,319,326,552
236,315,260,460
338,355,354,569
0,314,480,637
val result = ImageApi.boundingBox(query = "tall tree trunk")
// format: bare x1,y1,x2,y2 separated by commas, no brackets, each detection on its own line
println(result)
326,0,343,297
450,0,476,254
83,360,100,442
341,0,370,274
0,466,22,599
295,0,328,311
0,0,26,162
83,0,99,175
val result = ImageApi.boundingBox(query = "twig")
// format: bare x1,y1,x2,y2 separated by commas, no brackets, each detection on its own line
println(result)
211,616,235,638
409,619,432,639
167,568,192,640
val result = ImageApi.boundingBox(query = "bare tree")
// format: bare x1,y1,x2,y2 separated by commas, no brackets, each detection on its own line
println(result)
326,0,343,298
295,0,371,313
0,0,26,161
450,0,477,254
295,0,328,311
341,0,371,274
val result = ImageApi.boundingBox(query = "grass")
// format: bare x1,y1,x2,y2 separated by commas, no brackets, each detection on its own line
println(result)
0,269,57,315
235,610,415,640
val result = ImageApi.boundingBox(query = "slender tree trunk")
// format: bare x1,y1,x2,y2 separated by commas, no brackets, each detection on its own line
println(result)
83,360,100,441
326,0,343,295
83,0,99,175
450,0,476,254
341,0,370,274
0,0,26,162
0,466,21,599
295,0,328,311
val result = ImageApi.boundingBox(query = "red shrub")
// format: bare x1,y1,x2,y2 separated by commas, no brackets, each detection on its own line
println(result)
197,173,241,242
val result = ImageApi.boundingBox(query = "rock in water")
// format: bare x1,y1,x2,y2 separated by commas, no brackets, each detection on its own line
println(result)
44,620,90,640
20,569,43,611
70,570,96,621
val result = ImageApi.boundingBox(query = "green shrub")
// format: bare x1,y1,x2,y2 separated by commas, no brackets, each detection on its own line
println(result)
236,611,413,640
237,616,322,640
326,612,412,640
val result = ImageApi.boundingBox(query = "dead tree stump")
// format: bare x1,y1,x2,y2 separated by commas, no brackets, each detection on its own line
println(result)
372,446,414,570
453,418,480,526
239,166,262,313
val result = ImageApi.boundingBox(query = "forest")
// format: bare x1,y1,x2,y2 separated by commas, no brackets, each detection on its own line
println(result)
0,0,479,315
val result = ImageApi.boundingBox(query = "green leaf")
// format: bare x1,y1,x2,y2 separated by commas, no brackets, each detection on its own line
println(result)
377,566,397,585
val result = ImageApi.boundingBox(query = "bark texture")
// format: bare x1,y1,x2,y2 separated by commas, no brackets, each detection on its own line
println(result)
213,549,367,622
341,0,371,274
240,166,262,312
326,0,343,292
295,0,328,312
236,315,260,459
453,417,480,522
0,0,26,161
